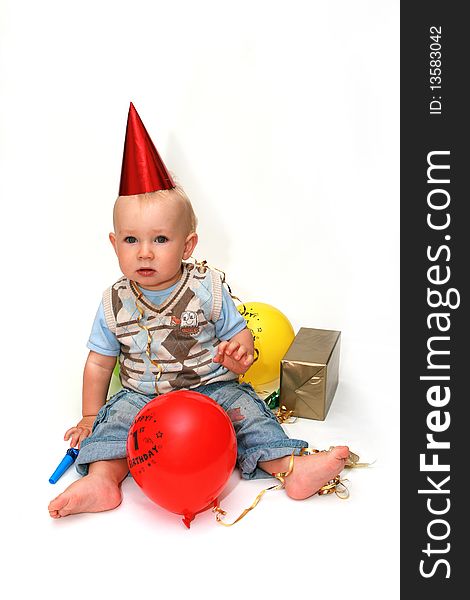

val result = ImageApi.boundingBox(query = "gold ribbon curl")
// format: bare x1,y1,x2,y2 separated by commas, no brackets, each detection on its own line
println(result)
213,452,296,527
213,447,371,526
190,258,242,304
275,405,297,424
134,284,163,395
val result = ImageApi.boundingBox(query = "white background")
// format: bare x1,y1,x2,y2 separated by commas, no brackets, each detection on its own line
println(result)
0,1,399,598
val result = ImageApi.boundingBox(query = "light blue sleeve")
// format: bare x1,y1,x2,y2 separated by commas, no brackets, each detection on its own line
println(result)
87,301,121,356
215,286,247,341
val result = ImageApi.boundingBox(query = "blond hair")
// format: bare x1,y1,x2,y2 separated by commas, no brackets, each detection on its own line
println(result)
113,180,198,234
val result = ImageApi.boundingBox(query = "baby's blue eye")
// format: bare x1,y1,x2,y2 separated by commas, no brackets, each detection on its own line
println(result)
124,236,137,244
155,236,168,243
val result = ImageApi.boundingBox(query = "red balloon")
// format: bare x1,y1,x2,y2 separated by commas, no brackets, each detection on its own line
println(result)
126,390,237,528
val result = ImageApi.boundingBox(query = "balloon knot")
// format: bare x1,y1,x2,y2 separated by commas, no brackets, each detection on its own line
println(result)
182,514,194,529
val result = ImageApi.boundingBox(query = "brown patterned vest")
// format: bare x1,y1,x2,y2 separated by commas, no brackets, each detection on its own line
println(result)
102,262,236,395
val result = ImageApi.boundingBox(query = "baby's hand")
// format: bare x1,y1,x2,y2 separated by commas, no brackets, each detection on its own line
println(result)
64,416,96,449
213,340,254,375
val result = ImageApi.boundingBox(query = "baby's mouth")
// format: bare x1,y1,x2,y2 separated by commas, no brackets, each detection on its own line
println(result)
137,268,156,276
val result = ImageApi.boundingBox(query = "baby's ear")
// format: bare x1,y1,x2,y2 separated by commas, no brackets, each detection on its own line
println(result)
109,232,118,254
183,232,198,260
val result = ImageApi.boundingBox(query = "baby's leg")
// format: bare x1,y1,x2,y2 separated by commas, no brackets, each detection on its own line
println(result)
48,389,150,519
259,446,350,500
48,458,128,518
201,381,349,500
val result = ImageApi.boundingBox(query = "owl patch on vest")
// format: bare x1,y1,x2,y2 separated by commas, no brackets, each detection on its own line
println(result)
171,310,200,335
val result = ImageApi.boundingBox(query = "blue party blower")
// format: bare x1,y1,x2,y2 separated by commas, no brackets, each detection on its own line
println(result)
49,448,79,484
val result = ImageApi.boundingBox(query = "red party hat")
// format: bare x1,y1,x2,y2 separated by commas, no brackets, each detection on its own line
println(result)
119,102,175,196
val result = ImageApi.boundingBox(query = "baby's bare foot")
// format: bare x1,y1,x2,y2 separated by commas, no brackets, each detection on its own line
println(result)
48,473,122,518
284,446,350,500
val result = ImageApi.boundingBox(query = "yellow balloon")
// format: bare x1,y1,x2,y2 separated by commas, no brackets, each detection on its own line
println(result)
237,302,295,393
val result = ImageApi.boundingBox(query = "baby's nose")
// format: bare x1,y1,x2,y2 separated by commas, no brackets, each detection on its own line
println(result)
138,242,154,259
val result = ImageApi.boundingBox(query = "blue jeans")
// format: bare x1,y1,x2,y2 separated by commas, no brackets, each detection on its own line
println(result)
76,381,308,479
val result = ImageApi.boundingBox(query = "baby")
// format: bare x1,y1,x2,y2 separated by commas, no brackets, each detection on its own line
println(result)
48,104,349,519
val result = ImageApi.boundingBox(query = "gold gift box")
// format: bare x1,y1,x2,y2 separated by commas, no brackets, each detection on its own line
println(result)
280,327,341,421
